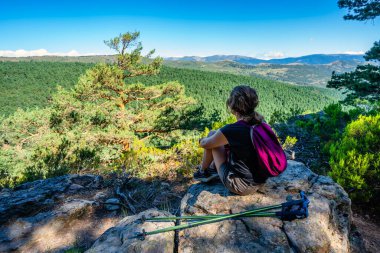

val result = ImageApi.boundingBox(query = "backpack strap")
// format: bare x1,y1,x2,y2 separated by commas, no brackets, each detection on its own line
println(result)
248,125,258,150
236,120,258,150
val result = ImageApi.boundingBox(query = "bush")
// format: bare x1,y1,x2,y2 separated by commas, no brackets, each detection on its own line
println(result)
329,113,380,203
112,135,202,180
172,136,203,178
282,136,297,151
269,107,303,124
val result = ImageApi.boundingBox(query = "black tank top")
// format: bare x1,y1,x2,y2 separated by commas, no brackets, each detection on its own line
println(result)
220,121,267,183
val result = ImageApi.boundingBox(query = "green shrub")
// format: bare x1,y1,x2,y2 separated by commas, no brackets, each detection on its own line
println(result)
172,136,203,178
295,120,306,128
282,136,298,151
329,113,380,203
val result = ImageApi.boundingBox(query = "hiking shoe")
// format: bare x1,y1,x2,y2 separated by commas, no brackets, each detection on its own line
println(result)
193,166,219,182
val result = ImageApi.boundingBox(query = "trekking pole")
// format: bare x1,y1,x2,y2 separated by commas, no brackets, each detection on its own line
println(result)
136,204,282,239
142,212,277,222
136,191,309,240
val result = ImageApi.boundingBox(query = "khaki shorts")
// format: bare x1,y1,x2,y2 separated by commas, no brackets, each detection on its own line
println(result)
219,162,261,195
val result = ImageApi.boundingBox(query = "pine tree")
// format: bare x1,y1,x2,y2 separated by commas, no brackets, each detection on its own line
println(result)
327,1,380,104
327,41,380,103
338,0,380,21
0,32,203,186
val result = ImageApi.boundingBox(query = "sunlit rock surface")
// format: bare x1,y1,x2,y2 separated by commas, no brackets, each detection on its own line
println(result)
0,161,358,252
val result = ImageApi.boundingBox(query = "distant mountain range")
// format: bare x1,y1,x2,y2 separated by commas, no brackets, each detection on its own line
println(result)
165,54,366,65
0,53,368,87
0,53,366,66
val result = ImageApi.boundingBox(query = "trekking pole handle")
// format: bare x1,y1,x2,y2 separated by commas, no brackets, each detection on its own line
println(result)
278,191,310,221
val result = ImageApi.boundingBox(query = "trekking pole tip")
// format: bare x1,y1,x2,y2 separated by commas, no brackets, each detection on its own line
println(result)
136,229,147,241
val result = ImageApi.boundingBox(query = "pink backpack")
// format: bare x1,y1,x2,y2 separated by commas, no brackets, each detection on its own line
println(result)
237,120,287,177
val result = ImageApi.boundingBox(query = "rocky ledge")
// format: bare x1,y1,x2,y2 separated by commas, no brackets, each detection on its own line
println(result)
87,160,355,253
0,174,118,252
0,161,363,252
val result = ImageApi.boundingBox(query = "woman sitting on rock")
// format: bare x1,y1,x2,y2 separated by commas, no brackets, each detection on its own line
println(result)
194,85,284,195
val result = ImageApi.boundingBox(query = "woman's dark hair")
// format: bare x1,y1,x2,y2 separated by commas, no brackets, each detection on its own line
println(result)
226,85,264,124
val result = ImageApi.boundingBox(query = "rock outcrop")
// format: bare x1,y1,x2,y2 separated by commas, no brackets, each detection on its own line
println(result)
88,160,353,253
179,160,351,252
86,209,175,253
0,161,358,252
0,174,102,224
0,174,118,252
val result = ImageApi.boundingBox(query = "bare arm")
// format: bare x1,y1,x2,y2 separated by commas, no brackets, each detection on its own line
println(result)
199,130,228,149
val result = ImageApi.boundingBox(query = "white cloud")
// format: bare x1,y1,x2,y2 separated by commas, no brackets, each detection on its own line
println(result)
255,51,285,60
0,49,96,57
343,51,365,55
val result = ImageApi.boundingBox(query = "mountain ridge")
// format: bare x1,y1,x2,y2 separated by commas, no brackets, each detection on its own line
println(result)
165,53,365,65
0,53,366,65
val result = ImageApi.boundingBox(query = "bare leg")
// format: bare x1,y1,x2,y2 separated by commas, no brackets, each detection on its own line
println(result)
211,146,227,174
200,130,216,170
201,149,213,169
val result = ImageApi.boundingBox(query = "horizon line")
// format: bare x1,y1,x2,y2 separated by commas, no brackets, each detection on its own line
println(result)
0,49,365,60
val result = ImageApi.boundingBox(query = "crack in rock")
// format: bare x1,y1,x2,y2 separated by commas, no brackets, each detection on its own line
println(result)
239,218,252,234
308,174,320,193
281,222,300,253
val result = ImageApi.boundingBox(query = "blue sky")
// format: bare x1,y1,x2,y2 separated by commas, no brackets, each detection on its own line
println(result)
0,0,378,58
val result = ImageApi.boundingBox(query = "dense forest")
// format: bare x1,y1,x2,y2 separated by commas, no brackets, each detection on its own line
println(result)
0,62,94,116
1,54,360,87
125,66,342,120
0,61,341,120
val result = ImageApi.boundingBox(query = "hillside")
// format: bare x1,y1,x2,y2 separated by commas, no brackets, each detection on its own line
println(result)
0,55,116,63
0,54,363,87
164,60,359,87
164,54,366,87
1,53,364,65
0,61,341,119
125,66,342,120
0,62,94,116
